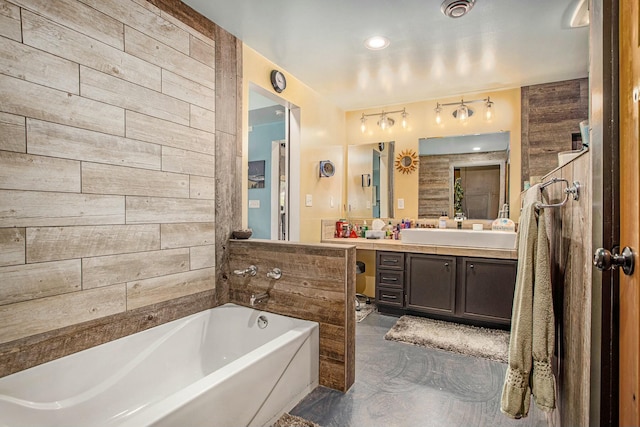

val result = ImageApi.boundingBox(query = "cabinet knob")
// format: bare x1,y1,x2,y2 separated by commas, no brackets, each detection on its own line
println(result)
469,264,475,269
444,262,449,267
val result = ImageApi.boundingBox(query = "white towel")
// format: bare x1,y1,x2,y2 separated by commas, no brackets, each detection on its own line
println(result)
501,184,556,418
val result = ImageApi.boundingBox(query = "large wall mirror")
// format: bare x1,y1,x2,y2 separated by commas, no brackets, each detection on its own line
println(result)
347,141,394,219
418,132,510,219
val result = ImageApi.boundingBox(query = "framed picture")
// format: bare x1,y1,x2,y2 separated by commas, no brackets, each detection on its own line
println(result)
248,160,265,189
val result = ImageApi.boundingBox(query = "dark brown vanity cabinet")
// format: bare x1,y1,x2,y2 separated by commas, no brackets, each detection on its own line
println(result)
376,250,517,326
405,254,456,317
375,251,405,308
459,257,517,325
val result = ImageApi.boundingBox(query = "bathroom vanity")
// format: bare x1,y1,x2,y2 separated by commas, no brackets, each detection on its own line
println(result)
320,221,517,328
377,251,516,327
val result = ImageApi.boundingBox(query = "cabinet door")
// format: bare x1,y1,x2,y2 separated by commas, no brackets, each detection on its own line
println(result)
406,254,456,316
460,257,516,325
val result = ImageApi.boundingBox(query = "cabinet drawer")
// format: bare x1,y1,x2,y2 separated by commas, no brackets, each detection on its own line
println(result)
377,251,404,270
376,287,404,307
377,269,404,288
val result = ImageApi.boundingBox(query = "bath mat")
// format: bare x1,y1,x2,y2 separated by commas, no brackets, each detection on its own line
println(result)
356,304,375,322
273,412,320,427
384,315,510,363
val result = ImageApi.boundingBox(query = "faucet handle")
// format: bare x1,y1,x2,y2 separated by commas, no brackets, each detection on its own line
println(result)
266,268,282,280
233,265,258,277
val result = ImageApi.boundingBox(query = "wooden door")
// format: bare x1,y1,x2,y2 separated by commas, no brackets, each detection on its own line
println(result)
619,0,640,423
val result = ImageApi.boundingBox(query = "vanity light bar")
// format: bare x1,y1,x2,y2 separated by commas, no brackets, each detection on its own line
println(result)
434,97,494,123
360,108,408,133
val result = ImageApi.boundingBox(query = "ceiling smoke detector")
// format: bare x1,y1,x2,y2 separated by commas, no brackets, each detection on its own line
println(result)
441,0,476,18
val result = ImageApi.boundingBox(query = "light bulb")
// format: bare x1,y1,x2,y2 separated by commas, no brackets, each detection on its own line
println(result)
484,101,494,122
380,114,387,130
435,105,442,125
401,111,408,129
360,116,367,133
457,104,468,122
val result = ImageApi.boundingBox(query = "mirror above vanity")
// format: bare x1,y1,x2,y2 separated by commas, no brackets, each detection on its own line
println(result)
347,141,395,219
418,132,510,220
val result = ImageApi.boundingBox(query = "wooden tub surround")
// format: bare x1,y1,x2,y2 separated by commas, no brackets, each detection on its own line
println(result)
228,239,356,392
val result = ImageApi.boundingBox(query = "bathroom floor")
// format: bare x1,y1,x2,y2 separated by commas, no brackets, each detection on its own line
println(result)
290,310,548,427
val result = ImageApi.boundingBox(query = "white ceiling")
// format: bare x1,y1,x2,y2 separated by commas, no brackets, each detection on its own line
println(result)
182,0,589,111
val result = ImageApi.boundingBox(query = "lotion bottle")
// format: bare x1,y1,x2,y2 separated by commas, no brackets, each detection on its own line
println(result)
438,212,448,229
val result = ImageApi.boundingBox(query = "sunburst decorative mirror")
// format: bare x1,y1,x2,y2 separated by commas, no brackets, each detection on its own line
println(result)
395,149,418,174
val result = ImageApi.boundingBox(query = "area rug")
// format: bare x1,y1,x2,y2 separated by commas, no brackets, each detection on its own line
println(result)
355,304,375,322
384,315,510,363
272,412,320,427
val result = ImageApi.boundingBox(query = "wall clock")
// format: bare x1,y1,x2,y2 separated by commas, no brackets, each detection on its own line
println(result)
395,149,418,174
270,70,287,93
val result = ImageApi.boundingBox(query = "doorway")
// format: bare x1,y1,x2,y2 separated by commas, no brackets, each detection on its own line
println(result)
247,85,300,240
454,165,502,219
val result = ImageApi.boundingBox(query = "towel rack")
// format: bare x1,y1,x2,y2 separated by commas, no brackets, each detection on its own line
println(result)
537,177,580,209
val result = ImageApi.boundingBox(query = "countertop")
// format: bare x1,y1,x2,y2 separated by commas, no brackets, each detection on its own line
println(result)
320,237,518,260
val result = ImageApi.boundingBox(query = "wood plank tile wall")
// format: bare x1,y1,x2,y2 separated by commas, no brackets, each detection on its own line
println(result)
538,152,591,426
228,240,356,392
0,0,241,376
521,78,589,187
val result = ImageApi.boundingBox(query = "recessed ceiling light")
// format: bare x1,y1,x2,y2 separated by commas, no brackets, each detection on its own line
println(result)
364,36,390,50
472,146,481,151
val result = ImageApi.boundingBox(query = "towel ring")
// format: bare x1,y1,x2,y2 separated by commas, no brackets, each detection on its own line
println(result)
537,178,580,209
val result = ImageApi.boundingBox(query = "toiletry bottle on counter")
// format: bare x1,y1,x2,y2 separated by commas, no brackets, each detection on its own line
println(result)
384,221,393,239
439,212,448,229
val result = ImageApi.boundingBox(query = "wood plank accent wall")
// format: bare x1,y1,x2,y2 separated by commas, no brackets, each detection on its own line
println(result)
0,0,241,377
520,78,588,187
539,152,592,426
418,151,508,218
228,240,356,392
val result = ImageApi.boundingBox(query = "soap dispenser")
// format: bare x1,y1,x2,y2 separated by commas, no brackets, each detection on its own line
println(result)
454,212,465,229
438,212,448,229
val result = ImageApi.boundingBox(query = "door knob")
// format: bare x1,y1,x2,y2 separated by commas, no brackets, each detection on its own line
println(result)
593,247,635,276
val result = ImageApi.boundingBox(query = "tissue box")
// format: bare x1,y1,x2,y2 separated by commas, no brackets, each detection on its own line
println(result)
491,218,515,232
365,230,385,239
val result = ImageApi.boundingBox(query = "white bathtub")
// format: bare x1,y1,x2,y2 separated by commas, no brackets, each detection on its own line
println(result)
0,303,319,427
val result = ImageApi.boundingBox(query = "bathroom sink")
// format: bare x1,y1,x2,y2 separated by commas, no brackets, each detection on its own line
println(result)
401,228,517,250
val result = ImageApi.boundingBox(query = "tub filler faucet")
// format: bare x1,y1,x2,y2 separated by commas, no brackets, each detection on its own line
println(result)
233,265,257,277
250,292,269,307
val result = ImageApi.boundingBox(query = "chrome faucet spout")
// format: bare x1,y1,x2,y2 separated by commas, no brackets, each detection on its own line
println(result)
250,291,269,307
